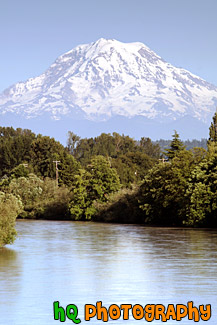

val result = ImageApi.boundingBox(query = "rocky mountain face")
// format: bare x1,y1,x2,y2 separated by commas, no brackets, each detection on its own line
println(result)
0,38,217,141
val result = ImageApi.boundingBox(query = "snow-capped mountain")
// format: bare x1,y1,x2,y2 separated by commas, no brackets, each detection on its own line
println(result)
0,38,217,140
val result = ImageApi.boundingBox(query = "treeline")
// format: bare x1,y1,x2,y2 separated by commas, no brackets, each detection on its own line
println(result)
0,128,160,245
0,115,217,246
156,138,207,151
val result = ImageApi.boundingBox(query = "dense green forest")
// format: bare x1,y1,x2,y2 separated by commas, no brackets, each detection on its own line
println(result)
1,114,217,246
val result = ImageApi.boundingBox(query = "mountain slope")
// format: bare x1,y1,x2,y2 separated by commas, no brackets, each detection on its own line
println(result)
0,38,217,140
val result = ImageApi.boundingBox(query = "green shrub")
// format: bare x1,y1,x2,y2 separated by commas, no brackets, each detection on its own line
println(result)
0,192,23,246
8,174,71,219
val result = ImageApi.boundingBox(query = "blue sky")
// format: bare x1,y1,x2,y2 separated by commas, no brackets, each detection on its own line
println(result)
0,0,216,92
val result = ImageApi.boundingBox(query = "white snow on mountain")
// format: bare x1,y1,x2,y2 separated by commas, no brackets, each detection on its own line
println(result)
0,38,217,123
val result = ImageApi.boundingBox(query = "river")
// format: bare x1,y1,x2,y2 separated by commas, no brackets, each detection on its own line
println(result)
0,220,217,324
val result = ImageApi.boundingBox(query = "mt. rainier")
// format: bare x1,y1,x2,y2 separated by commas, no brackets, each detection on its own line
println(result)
0,38,217,140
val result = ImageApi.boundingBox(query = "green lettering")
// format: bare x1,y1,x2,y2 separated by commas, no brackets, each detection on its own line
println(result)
53,301,66,322
66,304,81,324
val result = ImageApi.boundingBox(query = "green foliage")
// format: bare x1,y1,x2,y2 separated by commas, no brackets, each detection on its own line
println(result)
0,127,36,177
0,192,23,247
69,156,121,220
208,110,217,144
139,137,161,158
182,111,217,226
94,186,144,223
1,123,217,229
111,156,137,187
58,153,80,187
7,174,70,219
67,131,80,155
139,150,195,225
138,116,217,227
190,147,207,164
9,174,43,208
185,154,217,226
9,164,34,179
69,169,92,220
30,135,80,185
164,131,185,160
156,138,207,151
37,178,71,219
72,132,158,186
87,155,121,201
73,132,136,164
30,135,64,178
111,151,154,186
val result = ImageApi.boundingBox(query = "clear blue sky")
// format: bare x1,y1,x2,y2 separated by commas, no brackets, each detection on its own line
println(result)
0,0,216,92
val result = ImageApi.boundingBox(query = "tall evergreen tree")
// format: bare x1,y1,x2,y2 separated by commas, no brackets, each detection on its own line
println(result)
165,131,185,160
208,109,217,144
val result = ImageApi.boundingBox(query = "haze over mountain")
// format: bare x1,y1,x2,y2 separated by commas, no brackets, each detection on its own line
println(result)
0,38,216,142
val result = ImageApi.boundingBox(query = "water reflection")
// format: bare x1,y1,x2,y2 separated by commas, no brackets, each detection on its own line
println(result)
0,246,17,266
0,221,216,324
0,247,22,308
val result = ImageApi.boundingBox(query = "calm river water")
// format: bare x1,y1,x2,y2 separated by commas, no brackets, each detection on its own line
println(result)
0,220,217,324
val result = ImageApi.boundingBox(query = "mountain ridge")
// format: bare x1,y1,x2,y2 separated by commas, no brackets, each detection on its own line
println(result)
0,38,216,141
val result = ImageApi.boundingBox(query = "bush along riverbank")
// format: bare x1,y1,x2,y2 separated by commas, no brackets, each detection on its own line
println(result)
1,113,217,246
